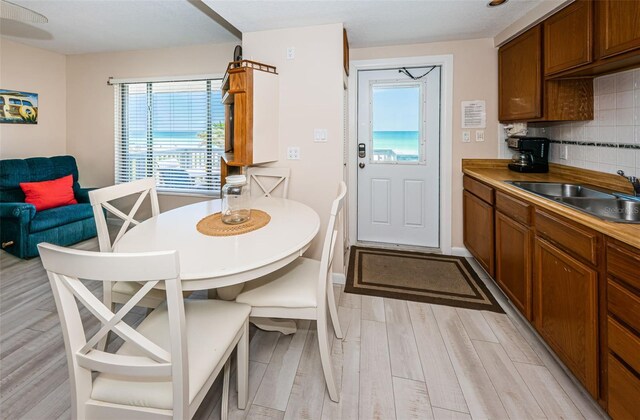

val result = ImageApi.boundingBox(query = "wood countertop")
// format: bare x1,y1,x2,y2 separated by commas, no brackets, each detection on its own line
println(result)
462,159,640,250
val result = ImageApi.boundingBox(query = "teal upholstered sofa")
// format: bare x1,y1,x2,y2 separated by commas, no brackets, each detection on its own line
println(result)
0,155,97,259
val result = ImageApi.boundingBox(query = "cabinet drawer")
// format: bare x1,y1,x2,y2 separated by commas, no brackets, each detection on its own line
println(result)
608,354,640,420
463,176,494,205
496,191,532,225
607,242,640,290
608,279,640,334
608,316,640,374
535,210,599,265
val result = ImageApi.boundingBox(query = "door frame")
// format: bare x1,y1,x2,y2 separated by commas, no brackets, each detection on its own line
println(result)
347,55,454,255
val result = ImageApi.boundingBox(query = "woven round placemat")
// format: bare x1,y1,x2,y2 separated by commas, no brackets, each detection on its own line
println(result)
196,209,271,237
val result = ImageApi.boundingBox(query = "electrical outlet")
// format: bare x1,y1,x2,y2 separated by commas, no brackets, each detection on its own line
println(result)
287,147,300,160
560,145,568,160
462,131,471,143
314,129,328,142
286,47,295,60
475,130,485,142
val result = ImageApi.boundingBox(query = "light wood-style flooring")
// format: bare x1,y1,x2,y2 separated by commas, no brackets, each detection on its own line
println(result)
0,237,607,419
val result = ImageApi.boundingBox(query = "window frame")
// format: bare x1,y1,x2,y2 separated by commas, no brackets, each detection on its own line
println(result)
114,77,224,197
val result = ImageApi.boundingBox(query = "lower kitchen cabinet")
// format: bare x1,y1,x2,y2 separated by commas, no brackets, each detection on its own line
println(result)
495,211,532,320
463,190,495,276
607,354,640,420
534,237,599,397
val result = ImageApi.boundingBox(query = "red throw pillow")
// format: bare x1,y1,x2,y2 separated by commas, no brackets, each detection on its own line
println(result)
20,174,78,212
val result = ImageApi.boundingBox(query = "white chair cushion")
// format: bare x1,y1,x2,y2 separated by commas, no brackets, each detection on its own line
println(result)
235,258,319,308
91,299,250,410
112,281,166,307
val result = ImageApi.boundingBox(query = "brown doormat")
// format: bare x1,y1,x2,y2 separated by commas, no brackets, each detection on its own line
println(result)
345,246,504,313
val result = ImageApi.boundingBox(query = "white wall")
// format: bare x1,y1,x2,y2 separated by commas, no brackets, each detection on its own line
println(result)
65,42,236,211
242,23,346,267
0,38,67,159
351,38,499,250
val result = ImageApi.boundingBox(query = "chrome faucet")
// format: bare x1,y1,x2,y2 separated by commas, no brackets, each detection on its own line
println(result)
617,170,640,196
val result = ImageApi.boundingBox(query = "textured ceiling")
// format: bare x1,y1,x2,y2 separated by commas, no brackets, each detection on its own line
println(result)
0,0,239,55
0,0,544,55
207,0,544,48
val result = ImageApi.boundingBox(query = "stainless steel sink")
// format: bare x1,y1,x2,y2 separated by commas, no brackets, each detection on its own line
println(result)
505,181,640,224
557,197,640,223
506,181,617,199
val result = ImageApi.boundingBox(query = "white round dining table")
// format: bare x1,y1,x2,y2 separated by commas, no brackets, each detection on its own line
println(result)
114,197,321,291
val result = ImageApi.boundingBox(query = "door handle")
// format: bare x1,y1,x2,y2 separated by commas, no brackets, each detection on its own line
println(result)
359,162,365,169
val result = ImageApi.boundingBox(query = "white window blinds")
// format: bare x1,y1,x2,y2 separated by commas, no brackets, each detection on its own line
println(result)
114,78,224,195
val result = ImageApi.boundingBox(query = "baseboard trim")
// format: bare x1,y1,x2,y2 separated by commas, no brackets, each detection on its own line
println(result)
451,247,472,257
332,273,346,285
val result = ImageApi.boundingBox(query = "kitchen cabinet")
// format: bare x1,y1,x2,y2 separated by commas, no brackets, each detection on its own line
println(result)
544,0,593,76
533,237,599,397
499,25,542,121
462,170,640,414
495,195,533,320
596,0,640,60
499,25,593,123
463,177,495,276
221,60,279,181
606,240,640,418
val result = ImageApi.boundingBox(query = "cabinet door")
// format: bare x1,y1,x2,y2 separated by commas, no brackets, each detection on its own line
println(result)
544,0,593,75
597,0,640,59
496,212,532,320
499,25,542,121
534,237,598,397
463,191,495,276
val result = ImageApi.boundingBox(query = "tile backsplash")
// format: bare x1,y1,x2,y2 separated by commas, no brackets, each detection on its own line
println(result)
504,68,640,177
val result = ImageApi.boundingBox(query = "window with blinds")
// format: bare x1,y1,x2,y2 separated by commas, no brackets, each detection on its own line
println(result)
114,78,224,195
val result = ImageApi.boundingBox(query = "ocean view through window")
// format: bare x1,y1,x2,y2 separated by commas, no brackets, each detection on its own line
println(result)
114,78,224,195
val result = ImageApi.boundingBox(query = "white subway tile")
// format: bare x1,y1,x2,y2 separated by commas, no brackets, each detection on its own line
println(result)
600,93,616,110
584,146,600,163
583,126,598,142
617,108,635,126
599,146,618,164
617,147,636,167
616,90,634,108
617,126,635,144
616,70,635,92
599,126,617,143
598,109,616,125
597,74,616,95
599,163,619,174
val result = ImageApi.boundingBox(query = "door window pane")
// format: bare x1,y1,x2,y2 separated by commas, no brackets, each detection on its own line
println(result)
371,83,422,163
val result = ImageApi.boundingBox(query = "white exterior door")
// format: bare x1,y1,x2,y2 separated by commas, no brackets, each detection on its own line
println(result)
357,67,440,248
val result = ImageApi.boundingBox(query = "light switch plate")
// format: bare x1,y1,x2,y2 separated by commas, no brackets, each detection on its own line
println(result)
560,145,568,160
286,47,295,60
287,147,300,160
476,130,485,142
462,131,471,143
314,129,328,142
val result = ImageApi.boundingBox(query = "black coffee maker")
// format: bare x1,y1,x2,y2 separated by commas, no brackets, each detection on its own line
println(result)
507,136,550,173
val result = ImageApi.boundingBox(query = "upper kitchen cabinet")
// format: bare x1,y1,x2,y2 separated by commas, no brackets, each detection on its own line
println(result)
499,25,593,123
596,0,640,60
499,25,543,121
544,0,593,76
221,60,279,169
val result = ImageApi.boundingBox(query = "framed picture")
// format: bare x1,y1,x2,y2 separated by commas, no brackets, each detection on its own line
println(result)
0,89,38,124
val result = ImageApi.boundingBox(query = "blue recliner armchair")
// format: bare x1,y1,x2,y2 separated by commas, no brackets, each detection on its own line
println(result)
0,155,97,259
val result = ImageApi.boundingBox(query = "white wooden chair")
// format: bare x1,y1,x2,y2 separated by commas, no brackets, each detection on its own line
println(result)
38,242,250,420
246,167,290,198
235,182,346,402
89,178,166,310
